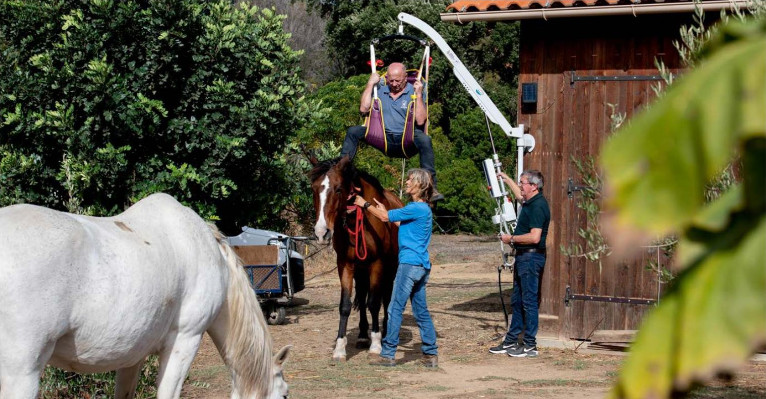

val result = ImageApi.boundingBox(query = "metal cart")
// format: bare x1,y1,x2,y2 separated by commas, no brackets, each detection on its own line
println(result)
226,227,308,325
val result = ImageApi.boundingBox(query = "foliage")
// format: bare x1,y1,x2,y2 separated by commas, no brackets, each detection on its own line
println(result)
293,1,521,233
560,156,609,266
306,0,519,131
251,0,333,87
0,0,305,234
606,17,765,398
433,157,495,233
40,357,158,398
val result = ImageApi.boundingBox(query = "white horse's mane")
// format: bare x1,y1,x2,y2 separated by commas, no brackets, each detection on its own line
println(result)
210,225,273,398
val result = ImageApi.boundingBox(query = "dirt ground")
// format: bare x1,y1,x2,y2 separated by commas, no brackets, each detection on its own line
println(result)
181,235,766,399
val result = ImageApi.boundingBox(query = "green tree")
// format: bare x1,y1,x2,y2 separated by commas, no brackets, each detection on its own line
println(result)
604,17,765,398
295,1,521,233
0,0,305,233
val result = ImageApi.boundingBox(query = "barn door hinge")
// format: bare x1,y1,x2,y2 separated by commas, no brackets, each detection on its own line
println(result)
567,178,592,198
570,70,664,86
564,285,657,307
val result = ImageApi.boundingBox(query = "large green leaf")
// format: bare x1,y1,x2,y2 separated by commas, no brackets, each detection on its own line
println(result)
612,215,766,398
602,17,766,398
601,19,765,236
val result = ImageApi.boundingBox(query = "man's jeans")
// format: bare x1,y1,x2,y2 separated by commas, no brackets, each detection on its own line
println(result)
341,125,437,186
380,263,438,359
503,252,546,347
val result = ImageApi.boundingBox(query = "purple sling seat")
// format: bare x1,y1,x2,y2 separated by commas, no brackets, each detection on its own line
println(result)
364,70,427,159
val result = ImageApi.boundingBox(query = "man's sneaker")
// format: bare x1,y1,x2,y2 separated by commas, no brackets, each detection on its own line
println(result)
508,345,538,358
488,342,519,354
430,190,445,202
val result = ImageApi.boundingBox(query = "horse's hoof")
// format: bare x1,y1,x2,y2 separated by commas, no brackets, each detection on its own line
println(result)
332,355,347,362
355,339,371,349
369,331,382,354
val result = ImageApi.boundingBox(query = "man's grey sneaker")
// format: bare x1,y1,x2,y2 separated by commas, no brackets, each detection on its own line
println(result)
488,342,519,354
508,345,538,358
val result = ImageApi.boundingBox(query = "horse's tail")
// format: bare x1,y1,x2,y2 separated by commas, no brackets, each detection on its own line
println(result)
208,224,274,399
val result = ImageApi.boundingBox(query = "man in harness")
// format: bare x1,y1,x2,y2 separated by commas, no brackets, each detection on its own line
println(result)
340,62,444,202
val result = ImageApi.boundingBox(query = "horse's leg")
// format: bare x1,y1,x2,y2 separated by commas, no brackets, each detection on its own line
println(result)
333,261,354,361
367,259,385,354
379,257,397,338
155,334,203,399
0,340,53,399
354,266,370,349
114,358,146,399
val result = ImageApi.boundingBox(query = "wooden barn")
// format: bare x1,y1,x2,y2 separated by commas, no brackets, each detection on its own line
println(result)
441,0,745,343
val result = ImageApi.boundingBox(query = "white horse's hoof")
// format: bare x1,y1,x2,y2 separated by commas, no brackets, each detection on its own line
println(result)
332,337,347,361
369,331,382,354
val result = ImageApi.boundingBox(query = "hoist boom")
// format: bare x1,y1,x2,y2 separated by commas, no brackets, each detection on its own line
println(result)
397,13,527,141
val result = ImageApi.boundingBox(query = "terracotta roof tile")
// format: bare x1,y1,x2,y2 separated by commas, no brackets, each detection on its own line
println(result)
446,0,683,12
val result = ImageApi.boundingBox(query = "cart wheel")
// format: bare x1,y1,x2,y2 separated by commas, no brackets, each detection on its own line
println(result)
267,306,286,325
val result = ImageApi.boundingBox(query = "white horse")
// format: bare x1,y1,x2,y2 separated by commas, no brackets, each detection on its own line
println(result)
0,193,290,399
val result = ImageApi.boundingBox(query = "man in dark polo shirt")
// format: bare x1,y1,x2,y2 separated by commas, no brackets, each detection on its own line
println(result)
488,170,550,358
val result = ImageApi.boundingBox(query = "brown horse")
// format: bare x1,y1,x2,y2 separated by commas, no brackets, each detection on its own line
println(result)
309,156,402,361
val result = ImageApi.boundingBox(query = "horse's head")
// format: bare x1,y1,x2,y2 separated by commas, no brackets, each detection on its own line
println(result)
309,156,353,245
269,345,291,399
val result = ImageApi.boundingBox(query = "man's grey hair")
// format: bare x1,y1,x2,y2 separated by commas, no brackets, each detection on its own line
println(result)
521,170,544,191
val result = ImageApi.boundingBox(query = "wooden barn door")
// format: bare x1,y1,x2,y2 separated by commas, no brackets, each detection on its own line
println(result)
559,55,666,341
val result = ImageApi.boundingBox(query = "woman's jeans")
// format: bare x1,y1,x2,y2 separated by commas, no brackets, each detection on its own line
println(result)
380,263,438,359
503,252,546,347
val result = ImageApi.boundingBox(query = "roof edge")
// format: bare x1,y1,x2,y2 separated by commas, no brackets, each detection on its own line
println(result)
440,0,751,22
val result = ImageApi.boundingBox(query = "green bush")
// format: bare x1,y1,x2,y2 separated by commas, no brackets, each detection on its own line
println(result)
0,0,305,233
40,357,158,399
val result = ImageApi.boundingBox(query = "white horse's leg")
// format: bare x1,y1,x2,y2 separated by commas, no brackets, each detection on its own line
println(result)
0,342,52,399
155,334,202,399
0,371,41,399
114,359,146,399
332,337,347,361
369,331,382,355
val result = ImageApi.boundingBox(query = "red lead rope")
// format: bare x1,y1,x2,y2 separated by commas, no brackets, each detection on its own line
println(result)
346,191,368,261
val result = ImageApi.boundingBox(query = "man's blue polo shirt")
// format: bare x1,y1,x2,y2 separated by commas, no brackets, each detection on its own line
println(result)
378,82,417,135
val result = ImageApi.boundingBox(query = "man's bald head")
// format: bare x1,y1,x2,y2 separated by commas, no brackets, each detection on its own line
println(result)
386,63,407,94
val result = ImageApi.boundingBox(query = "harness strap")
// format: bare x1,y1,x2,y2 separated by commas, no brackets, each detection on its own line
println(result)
345,189,368,261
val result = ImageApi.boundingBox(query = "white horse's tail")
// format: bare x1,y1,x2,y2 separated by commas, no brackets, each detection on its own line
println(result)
209,224,273,399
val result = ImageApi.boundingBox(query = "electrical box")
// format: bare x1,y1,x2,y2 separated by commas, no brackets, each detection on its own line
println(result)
522,83,538,104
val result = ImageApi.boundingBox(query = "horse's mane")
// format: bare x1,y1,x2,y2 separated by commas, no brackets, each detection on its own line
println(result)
309,157,389,198
209,224,273,399
309,157,340,182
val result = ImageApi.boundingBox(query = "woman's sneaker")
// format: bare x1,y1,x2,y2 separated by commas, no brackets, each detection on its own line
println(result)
488,342,519,354
508,344,538,358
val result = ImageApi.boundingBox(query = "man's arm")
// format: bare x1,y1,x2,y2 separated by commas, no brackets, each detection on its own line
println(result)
413,80,427,125
498,171,522,200
359,73,380,114
500,228,541,246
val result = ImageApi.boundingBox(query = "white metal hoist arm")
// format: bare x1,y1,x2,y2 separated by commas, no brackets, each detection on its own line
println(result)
398,12,535,259
397,13,532,143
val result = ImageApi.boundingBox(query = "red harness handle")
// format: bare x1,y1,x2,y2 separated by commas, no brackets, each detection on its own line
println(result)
346,189,368,261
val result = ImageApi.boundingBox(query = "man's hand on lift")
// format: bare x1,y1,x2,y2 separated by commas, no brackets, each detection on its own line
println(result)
413,79,423,95
367,72,381,87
